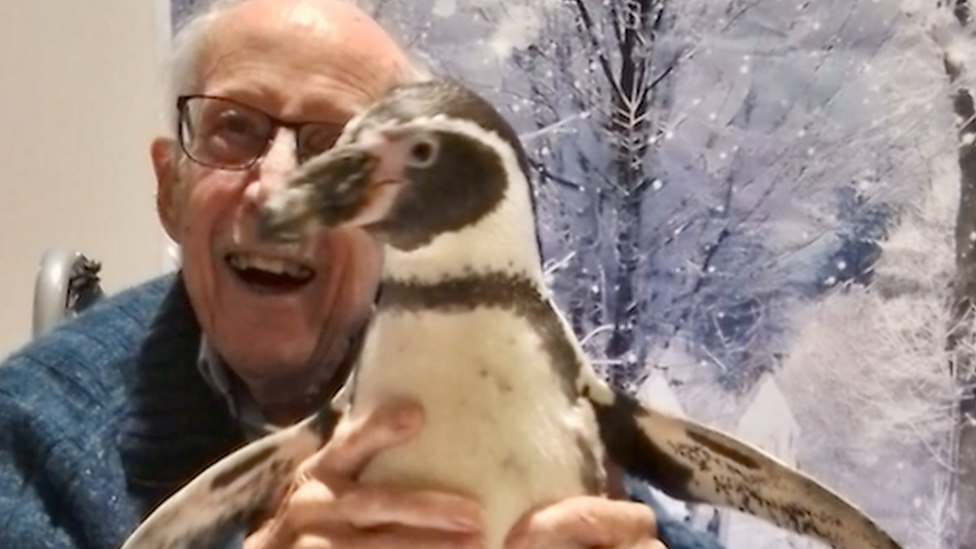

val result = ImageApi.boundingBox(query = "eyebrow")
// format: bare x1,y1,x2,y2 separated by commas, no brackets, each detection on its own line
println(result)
200,81,353,126
203,98,349,131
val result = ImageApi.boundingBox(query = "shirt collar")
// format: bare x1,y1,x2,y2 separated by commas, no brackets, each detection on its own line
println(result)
196,337,283,440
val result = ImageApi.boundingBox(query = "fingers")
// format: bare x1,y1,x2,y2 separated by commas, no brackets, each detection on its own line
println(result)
307,399,423,480
245,399,488,549
290,528,481,549
338,486,481,531
246,480,482,549
506,497,658,549
253,517,479,549
286,481,481,533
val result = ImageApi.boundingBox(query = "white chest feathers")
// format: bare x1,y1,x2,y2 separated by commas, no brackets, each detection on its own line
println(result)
343,304,605,549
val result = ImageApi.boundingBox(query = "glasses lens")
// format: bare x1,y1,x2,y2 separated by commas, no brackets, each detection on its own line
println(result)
297,123,344,163
180,97,272,168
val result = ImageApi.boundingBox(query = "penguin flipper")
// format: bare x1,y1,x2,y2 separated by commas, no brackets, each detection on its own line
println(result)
587,386,902,549
119,409,338,549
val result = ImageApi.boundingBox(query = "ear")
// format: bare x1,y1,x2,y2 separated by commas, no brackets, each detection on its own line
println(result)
152,137,182,243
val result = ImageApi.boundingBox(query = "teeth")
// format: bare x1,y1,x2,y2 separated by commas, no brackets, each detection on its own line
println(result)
227,253,313,279
283,262,311,278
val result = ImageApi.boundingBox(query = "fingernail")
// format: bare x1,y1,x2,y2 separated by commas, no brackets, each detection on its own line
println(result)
454,507,482,531
392,404,421,432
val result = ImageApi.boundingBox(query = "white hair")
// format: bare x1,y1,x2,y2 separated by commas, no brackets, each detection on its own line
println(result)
161,0,431,135
163,0,249,133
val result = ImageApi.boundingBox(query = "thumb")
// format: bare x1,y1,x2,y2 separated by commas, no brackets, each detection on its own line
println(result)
306,398,423,480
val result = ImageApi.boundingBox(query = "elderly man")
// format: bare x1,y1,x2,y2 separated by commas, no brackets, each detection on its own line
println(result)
0,1,726,548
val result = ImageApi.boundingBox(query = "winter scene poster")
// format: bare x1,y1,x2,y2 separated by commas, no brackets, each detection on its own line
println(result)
173,1,976,548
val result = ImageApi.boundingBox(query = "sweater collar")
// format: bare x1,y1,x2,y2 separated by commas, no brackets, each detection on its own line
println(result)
118,274,364,514
118,275,244,513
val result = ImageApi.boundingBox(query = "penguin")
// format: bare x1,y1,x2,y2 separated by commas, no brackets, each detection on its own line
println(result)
119,79,903,549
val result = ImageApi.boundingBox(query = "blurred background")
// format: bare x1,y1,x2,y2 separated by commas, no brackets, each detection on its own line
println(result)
5,0,975,547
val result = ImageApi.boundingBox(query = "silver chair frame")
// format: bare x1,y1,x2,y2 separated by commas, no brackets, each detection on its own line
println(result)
32,249,104,338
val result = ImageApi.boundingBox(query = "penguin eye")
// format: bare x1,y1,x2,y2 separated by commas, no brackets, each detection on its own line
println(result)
406,136,439,168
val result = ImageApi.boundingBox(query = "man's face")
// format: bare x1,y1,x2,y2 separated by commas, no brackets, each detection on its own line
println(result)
152,0,408,410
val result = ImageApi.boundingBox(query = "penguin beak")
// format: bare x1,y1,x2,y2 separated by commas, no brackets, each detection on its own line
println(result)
257,141,403,241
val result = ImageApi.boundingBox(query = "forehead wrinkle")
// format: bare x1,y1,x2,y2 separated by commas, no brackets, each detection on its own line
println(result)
203,67,367,123
195,3,407,122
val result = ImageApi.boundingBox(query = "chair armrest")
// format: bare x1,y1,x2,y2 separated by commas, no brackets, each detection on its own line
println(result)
32,248,104,339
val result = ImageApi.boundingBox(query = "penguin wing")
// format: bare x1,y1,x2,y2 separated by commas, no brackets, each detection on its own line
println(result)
540,294,902,549
586,385,902,549
119,409,337,549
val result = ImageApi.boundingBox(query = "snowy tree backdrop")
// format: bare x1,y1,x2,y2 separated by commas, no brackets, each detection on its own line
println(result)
172,1,976,548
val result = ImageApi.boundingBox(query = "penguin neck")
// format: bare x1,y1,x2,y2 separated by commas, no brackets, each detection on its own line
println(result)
380,192,545,290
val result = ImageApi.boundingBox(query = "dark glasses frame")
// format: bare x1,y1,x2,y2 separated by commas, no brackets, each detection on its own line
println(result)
176,94,344,170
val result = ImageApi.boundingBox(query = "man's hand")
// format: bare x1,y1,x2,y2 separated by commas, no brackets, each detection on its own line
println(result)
244,400,482,549
503,459,668,549
243,400,664,549
506,497,667,549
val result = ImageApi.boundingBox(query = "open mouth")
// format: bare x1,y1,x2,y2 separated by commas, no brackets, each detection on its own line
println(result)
225,252,315,290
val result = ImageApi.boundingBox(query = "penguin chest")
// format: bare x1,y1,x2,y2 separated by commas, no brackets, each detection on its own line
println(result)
347,307,604,549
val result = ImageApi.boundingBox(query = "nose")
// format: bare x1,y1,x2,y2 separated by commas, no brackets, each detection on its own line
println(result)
243,128,298,208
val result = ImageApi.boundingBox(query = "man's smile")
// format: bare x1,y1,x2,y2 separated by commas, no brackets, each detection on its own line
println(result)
224,251,316,290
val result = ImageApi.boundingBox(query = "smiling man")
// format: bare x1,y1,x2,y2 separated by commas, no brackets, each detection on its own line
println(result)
0,1,726,549
152,0,397,429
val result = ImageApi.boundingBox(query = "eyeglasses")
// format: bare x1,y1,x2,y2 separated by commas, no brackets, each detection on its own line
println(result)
176,95,345,170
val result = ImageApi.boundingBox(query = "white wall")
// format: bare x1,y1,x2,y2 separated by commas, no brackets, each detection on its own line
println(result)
0,1,173,357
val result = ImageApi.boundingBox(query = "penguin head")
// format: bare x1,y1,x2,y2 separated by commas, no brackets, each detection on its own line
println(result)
259,80,536,252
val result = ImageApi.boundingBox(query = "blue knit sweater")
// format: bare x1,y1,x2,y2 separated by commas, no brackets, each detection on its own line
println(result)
0,275,725,549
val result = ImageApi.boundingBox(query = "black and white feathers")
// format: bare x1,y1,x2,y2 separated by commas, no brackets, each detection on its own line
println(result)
119,80,904,549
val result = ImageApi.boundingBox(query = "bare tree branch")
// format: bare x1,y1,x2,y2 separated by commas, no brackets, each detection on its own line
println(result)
570,0,626,105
